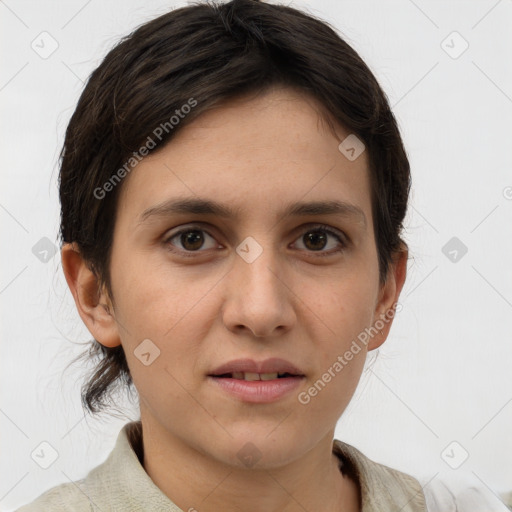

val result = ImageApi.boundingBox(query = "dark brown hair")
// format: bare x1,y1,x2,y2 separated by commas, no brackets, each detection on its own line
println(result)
60,0,411,416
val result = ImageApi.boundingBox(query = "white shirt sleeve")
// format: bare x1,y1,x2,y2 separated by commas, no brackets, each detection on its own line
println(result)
421,476,511,512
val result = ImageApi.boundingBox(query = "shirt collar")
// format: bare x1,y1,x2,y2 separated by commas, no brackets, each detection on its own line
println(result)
83,421,426,512
333,440,427,511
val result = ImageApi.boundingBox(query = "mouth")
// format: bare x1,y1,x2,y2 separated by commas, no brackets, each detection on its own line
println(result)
208,357,305,380
213,372,300,381
208,358,305,403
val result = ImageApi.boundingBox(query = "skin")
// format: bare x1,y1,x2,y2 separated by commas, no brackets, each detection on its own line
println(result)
62,87,407,512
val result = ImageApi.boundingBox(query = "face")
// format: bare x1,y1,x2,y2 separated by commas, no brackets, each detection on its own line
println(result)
83,88,403,469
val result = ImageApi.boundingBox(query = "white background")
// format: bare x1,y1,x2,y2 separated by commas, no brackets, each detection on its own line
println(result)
1,0,511,510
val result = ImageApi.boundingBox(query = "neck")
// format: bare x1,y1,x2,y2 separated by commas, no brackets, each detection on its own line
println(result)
140,418,360,512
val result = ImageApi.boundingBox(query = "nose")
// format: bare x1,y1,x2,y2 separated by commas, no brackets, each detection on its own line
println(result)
221,243,296,339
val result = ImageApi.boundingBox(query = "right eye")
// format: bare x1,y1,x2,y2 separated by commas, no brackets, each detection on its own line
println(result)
164,225,221,256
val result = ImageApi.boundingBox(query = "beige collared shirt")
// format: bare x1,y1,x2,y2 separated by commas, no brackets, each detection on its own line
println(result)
16,421,427,511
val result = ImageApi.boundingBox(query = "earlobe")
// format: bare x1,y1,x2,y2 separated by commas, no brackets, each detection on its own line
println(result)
61,243,121,348
367,247,408,351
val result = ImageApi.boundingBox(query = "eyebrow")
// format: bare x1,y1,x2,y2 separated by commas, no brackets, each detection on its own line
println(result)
138,197,367,229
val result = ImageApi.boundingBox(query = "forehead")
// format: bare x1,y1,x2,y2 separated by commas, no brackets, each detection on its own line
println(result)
116,88,372,228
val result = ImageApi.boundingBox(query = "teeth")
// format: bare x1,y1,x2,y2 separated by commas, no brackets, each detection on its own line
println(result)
260,373,278,381
245,372,262,381
230,372,279,381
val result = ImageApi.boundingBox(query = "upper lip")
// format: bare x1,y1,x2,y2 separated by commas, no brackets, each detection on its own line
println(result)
209,358,304,376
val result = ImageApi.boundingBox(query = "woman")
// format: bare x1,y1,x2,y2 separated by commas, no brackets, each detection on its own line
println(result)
17,0,433,510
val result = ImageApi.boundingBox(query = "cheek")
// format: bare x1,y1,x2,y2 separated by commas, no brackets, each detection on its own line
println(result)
110,247,212,333
307,273,377,390
109,251,221,382
317,270,377,339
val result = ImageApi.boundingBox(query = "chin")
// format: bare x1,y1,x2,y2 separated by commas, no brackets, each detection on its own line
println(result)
213,425,311,470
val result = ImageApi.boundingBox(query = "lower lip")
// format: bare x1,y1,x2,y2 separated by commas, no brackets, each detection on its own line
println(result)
208,376,304,403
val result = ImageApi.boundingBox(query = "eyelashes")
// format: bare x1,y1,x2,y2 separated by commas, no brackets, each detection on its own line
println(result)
163,223,348,258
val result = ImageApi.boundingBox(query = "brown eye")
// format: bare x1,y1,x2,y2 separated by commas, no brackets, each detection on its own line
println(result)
180,230,205,251
165,227,218,254
303,231,328,251
293,225,346,255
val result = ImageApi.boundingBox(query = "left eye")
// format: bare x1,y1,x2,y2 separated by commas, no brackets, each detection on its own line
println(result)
164,225,345,256
292,226,345,254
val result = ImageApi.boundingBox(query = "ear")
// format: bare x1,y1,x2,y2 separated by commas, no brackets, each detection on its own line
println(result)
367,245,408,351
61,243,121,348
